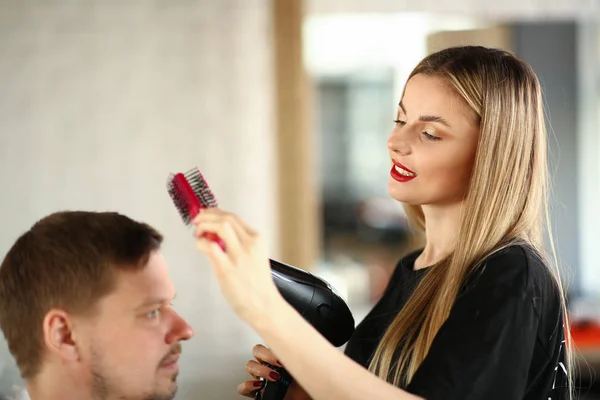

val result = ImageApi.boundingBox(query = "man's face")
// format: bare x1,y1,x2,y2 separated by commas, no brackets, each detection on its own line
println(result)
76,251,194,400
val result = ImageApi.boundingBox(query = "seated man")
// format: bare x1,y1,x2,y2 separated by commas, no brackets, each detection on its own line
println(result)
0,211,194,400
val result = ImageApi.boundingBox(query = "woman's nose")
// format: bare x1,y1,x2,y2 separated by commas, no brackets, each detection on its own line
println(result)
387,129,411,155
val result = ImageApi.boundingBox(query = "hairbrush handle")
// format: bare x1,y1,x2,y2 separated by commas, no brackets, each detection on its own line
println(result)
201,231,226,251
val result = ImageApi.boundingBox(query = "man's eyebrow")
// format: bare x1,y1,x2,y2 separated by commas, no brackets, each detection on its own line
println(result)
135,294,176,310
398,101,453,129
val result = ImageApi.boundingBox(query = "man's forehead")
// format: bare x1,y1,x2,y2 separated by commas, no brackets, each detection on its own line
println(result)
105,253,175,308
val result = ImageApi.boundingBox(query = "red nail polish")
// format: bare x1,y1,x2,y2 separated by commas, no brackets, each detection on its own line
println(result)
254,380,264,387
269,371,281,380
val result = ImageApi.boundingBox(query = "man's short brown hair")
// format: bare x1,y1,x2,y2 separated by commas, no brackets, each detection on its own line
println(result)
0,211,163,379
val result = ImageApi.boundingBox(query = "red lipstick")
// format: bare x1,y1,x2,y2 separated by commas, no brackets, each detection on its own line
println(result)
390,160,416,183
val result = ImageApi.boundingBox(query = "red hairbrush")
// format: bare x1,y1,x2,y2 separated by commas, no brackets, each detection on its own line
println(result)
166,167,225,249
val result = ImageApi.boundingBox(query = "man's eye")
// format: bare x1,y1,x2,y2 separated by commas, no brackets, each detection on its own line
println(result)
147,309,161,319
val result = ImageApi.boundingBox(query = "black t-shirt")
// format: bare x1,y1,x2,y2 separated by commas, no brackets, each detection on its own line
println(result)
344,244,568,400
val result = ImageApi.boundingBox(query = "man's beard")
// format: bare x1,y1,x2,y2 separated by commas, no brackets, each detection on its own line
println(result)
90,344,181,400
91,372,178,400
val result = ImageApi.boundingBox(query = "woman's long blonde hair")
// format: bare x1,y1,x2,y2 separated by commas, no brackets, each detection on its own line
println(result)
368,46,573,394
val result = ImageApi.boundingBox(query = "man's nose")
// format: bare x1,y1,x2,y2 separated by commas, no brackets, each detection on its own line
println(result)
166,311,194,344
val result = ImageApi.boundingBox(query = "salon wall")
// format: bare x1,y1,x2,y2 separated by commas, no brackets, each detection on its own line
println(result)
512,20,600,299
0,1,277,398
511,22,582,294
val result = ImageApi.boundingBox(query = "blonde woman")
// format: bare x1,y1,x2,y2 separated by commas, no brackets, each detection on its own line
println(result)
193,46,572,400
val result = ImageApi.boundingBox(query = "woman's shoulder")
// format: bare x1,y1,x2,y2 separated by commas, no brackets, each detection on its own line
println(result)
389,248,424,277
462,244,561,302
383,248,426,292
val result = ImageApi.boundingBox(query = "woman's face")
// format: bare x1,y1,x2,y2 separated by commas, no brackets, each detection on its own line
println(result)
387,73,480,207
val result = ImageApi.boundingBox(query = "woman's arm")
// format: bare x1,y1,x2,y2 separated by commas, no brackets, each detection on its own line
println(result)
192,209,423,400
255,297,423,400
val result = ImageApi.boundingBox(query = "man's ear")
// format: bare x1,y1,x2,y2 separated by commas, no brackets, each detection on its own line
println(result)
42,308,82,362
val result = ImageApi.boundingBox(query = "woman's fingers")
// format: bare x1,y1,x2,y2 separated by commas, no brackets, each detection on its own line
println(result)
252,344,282,367
245,359,281,382
195,237,227,265
193,209,252,257
194,209,270,272
237,379,266,398
225,211,259,237
237,343,284,398
194,208,255,241
193,220,243,261
193,208,279,323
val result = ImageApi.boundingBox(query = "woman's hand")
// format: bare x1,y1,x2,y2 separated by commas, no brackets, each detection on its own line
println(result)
192,208,284,325
238,344,311,400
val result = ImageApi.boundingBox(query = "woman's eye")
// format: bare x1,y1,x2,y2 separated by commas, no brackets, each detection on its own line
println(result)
393,119,441,142
422,132,441,142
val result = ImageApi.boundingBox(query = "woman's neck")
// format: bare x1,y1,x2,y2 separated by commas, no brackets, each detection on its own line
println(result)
413,201,464,270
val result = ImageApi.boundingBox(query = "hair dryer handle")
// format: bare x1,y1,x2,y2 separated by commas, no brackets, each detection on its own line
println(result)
257,364,293,400
260,259,356,400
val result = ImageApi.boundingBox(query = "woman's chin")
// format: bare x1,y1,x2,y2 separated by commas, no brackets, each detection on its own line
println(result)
388,183,416,204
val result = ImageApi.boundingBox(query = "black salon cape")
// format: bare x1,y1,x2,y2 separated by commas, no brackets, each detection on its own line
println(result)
344,245,568,400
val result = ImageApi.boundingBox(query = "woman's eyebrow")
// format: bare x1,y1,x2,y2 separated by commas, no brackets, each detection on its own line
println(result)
399,101,452,129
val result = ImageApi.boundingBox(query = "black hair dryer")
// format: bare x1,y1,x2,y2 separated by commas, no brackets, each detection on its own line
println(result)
256,259,356,400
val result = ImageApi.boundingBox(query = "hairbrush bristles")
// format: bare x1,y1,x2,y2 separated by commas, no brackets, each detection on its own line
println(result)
184,168,218,208
166,167,217,225
167,167,226,250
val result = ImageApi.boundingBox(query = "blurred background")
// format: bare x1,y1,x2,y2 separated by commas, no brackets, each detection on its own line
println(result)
1,0,599,399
